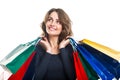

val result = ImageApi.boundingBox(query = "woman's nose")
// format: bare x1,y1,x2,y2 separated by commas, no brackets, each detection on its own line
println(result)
51,21,56,25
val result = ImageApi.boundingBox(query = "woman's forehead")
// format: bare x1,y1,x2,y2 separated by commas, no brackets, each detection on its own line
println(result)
49,11,59,19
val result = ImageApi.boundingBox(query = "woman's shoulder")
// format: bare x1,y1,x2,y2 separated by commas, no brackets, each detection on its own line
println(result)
66,43,73,48
35,43,45,52
66,43,74,51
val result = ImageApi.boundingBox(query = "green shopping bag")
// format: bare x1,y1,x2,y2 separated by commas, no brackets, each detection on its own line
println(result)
0,37,41,73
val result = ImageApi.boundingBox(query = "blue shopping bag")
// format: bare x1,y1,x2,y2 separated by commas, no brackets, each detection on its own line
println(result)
69,38,115,80
81,43,120,79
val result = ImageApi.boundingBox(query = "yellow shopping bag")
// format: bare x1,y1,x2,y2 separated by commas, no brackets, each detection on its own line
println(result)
80,39,120,62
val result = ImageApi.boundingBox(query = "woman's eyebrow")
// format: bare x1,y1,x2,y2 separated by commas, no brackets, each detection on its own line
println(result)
48,16,59,20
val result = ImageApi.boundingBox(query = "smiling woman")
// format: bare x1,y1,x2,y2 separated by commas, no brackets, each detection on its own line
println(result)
0,0,120,80
23,8,76,80
41,8,73,44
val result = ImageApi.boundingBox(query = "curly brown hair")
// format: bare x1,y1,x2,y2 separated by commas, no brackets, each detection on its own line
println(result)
41,8,73,44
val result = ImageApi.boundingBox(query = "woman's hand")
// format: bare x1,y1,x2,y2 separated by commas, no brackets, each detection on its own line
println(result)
39,37,52,53
59,36,70,49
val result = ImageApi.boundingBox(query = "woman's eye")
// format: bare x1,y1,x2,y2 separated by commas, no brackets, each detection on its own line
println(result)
47,18,52,22
56,20,61,24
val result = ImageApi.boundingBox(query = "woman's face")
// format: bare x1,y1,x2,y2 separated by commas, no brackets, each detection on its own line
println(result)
45,11,62,37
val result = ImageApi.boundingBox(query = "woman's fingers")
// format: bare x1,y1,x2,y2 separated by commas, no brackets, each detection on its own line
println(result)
59,38,70,49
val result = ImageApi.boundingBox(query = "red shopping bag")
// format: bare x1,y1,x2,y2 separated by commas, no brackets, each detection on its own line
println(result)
73,51,88,80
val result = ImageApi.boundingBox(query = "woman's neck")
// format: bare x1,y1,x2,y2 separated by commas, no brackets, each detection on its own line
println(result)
48,36,60,54
49,36,59,47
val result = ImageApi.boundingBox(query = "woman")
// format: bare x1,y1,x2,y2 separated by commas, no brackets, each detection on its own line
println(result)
23,8,76,80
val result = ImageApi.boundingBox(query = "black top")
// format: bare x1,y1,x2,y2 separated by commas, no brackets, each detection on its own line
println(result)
23,44,76,80
43,53,68,80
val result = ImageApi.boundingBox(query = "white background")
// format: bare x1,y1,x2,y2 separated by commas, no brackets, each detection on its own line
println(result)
0,0,120,61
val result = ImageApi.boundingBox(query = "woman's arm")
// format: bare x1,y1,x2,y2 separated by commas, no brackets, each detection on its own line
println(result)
60,44,76,80
34,44,51,80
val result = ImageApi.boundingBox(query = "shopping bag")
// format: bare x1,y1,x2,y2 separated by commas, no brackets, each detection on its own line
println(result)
73,51,88,80
77,51,99,80
8,51,36,80
81,43,120,79
0,37,41,74
69,38,115,80
22,51,36,80
70,39,99,80
0,44,28,73
0,66,12,80
81,39,120,62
